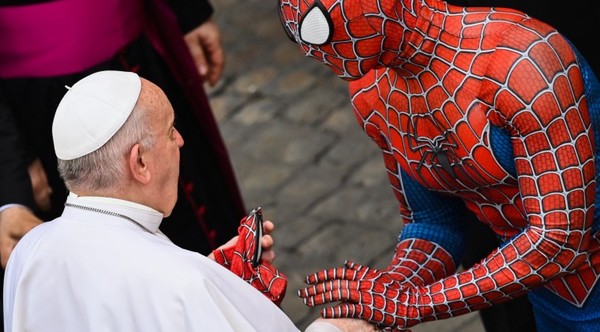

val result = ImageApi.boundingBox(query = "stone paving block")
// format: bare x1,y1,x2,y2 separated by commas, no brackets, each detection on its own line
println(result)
275,161,347,217
274,71,320,97
321,131,381,167
230,98,279,125
208,94,245,123
230,66,280,96
222,121,336,165
267,207,325,251
348,154,391,187
321,104,362,133
233,160,291,207
302,222,396,265
283,88,347,125
273,43,311,68
311,186,400,231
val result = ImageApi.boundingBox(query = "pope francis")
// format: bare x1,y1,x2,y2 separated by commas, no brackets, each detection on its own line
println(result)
3,70,299,332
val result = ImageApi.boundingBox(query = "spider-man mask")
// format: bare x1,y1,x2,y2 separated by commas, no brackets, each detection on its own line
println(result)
278,0,398,80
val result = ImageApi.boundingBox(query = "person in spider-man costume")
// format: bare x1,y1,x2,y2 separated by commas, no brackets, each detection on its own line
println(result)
278,0,600,331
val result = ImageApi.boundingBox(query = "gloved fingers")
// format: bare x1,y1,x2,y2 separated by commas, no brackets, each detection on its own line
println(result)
305,266,366,284
321,303,364,320
305,267,346,284
299,280,364,305
306,263,381,284
344,260,360,269
344,261,382,279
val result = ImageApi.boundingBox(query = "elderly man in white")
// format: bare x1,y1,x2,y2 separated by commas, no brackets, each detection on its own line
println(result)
3,70,298,332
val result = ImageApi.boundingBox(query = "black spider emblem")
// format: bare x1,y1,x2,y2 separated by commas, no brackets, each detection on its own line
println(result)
408,132,457,177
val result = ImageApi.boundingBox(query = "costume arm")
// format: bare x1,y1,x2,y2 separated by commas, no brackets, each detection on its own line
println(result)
406,27,595,322
433,27,596,301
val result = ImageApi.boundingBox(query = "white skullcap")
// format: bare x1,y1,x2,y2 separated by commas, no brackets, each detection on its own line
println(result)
52,70,142,160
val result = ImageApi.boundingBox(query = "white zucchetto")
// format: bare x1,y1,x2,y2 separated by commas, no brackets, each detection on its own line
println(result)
52,70,142,160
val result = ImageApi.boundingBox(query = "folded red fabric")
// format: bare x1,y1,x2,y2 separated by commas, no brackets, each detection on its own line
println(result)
212,208,287,306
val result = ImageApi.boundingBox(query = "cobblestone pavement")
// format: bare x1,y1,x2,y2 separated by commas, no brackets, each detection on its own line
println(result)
208,0,485,331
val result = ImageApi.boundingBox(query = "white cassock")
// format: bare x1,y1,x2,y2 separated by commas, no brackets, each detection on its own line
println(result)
3,193,299,332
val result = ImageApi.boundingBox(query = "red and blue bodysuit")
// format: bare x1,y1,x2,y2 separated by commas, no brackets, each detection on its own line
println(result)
278,0,600,330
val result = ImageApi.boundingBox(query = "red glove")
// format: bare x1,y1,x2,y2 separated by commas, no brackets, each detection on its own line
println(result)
298,239,455,330
212,207,287,306
299,260,419,330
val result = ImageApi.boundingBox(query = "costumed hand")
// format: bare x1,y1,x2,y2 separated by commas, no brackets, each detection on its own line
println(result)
299,239,455,330
0,206,42,268
183,19,224,86
211,208,287,305
299,260,421,331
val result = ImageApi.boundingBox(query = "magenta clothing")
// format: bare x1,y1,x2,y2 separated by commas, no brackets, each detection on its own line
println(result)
0,0,144,78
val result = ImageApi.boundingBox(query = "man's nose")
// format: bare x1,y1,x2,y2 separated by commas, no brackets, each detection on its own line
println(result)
175,129,184,147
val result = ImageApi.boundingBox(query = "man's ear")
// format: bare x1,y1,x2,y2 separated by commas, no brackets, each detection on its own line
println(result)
129,143,151,184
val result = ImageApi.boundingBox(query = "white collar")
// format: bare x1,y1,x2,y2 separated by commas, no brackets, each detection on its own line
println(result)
65,192,164,234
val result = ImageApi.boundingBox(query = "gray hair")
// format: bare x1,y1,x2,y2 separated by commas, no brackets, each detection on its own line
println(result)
57,102,155,192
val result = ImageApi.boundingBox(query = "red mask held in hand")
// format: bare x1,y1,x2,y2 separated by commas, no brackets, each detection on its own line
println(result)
212,207,287,306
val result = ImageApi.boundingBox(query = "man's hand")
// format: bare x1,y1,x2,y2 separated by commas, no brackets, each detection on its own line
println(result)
0,206,42,268
305,318,381,332
28,158,52,212
208,219,276,264
183,19,224,86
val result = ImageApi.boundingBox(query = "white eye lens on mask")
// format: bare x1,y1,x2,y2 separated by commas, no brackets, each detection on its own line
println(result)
299,2,332,45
